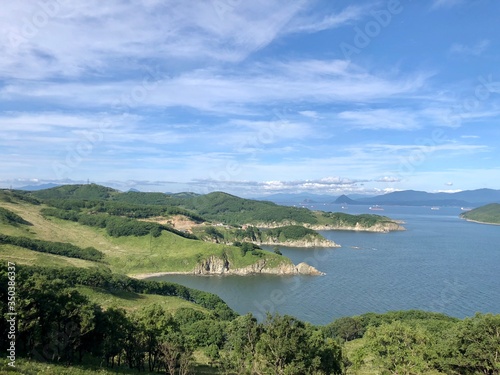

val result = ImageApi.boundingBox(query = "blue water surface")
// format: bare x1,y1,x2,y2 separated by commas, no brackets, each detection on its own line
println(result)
151,205,500,325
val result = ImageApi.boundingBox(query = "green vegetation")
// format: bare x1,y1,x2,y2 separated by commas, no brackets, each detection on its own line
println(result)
265,225,319,241
1,187,498,374
2,267,498,374
185,192,318,224
0,234,104,262
461,203,500,225
30,183,119,200
23,184,401,232
194,224,330,246
318,211,397,228
0,206,32,226
0,189,40,205
341,311,500,375
40,207,198,239
0,266,342,374
0,192,291,275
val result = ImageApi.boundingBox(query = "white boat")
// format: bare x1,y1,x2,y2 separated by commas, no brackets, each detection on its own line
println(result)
431,207,440,210
369,205,384,211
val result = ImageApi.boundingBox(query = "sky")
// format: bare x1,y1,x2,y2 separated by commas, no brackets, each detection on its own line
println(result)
1,0,499,197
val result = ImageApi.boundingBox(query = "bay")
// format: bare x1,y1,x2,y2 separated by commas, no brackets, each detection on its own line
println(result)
151,205,500,325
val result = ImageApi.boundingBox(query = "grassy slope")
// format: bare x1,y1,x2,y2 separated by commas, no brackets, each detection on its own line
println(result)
0,198,289,275
75,286,208,314
461,203,500,224
0,199,223,318
0,244,100,269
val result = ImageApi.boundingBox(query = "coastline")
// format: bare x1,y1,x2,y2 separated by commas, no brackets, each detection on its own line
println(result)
130,271,193,279
461,218,500,226
129,260,325,279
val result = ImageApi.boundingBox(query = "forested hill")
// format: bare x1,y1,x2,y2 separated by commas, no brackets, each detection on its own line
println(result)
461,203,500,225
25,184,403,231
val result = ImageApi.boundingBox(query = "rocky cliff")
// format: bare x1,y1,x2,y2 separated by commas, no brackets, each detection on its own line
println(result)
307,222,405,233
193,256,324,276
251,220,405,233
255,237,340,248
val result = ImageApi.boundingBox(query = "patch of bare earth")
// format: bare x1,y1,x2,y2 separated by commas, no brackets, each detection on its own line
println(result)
139,215,203,233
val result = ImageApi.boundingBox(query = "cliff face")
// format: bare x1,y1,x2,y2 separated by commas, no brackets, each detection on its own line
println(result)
307,222,405,233
192,256,324,276
255,237,340,248
250,221,405,233
193,255,229,275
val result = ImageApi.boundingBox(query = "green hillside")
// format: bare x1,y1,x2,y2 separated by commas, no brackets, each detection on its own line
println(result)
461,203,500,224
0,189,290,276
31,183,119,200
25,184,402,231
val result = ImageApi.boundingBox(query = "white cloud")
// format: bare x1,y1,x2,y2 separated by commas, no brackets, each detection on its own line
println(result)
285,5,369,34
0,1,310,80
376,176,402,183
338,109,420,130
298,111,321,119
0,61,430,114
450,40,490,56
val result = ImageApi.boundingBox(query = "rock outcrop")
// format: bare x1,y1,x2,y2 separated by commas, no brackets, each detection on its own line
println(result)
255,237,340,248
306,222,405,233
193,255,230,275
192,256,324,276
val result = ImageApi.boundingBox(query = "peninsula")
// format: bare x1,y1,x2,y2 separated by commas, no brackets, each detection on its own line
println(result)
460,203,500,225
0,184,403,278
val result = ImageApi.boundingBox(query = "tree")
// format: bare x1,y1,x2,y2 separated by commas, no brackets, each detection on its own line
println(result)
364,321,434,375
445,313,500,375
255,314,343,375
221,313,260,374
136,304,177,372
324,316,365,343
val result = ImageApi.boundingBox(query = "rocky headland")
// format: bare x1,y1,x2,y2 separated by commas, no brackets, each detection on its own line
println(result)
306,222,405,233
130,255,325,279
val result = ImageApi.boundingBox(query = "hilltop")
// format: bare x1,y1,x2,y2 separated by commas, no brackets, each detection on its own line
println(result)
24,184,404,232
460,203,500,225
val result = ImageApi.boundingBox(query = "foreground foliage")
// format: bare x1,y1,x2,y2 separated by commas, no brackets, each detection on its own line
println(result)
2,265,499,374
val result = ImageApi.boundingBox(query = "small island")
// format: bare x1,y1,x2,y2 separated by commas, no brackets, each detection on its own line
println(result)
460,203,500,225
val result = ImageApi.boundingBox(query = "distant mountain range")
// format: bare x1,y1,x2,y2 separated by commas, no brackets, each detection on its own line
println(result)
14,183,500,207
16,183,61,191
261,189,500,207
259,193,370,204
342,189,500,207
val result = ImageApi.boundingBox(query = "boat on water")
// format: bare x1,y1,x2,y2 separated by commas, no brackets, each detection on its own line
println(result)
431,207,440,210
369,205,384,211
461,207,473,211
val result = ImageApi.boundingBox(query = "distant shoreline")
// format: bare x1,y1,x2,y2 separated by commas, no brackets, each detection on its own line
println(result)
462,218,500,226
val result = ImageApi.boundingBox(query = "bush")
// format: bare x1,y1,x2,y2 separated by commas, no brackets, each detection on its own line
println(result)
0,234,104,262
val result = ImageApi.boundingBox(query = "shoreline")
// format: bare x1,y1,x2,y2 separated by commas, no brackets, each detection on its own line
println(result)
130,271,193,279
462,218,500,226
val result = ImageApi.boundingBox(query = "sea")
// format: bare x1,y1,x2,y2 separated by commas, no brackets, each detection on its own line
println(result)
151,205,500,326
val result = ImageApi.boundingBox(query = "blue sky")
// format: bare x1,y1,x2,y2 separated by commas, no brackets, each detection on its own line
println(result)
1,0,499,196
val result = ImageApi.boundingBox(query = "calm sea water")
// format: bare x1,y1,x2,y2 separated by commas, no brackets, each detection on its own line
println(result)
151,205,500,325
